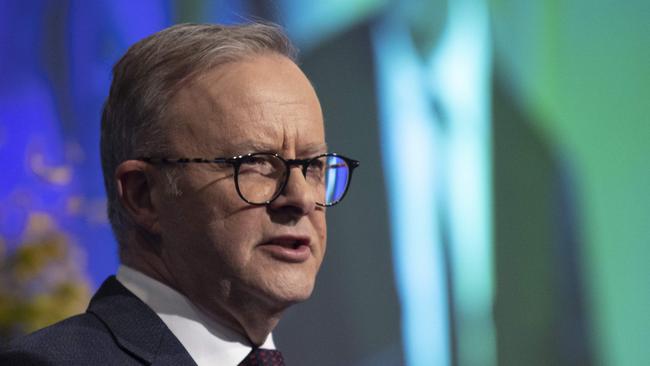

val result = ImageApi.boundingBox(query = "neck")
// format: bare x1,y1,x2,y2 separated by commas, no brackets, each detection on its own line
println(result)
196,295,283,346
121,239,285,346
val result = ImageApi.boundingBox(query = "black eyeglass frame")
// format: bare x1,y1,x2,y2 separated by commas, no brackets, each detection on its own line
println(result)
138,152,360,207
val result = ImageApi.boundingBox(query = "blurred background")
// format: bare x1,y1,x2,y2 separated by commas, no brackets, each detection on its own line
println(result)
0,0,648,365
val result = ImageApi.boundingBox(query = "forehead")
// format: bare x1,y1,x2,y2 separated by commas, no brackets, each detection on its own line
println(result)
167,54,325,156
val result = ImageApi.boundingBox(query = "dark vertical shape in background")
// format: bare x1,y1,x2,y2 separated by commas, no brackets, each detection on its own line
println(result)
274,23,404,366
492,68,593,366
492,67,558,366
552,161,593,366
437,200,458,366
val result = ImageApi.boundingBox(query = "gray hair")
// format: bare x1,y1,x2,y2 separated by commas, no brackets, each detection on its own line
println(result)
100,22,297,251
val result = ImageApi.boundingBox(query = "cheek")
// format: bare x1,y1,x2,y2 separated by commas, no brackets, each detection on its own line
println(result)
312,212,327,254
171,209,265,281
162,180,248,248
208,212,262,248
204,204,268,248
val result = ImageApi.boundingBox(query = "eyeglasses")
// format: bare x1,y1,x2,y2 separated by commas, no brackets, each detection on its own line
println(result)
139,152,359,207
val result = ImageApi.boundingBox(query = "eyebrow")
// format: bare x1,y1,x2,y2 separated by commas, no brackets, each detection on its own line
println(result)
218,141,329,158
298,143,329,156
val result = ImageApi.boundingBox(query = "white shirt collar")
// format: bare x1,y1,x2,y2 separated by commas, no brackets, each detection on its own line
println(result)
116,265,276,366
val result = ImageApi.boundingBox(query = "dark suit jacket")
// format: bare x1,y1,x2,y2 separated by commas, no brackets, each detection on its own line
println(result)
0,276,197,365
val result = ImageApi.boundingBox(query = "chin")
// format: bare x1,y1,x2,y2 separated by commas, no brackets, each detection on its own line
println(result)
261,272,317,307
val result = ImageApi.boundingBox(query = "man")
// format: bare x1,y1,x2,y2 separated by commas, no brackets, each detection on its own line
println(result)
0,22,358,365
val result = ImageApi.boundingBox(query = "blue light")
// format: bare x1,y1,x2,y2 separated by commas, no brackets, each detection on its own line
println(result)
372,18,451,366
371,0,495,364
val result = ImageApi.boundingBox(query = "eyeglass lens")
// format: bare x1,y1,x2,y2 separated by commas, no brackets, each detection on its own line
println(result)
236,154,351,205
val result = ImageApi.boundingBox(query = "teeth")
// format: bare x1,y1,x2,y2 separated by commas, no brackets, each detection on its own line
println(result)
268,240,300,248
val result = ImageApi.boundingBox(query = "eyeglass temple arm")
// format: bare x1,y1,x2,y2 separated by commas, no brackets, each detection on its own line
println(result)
137,157,230,164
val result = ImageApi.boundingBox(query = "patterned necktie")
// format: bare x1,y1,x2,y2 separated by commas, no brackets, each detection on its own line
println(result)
238,348,285,366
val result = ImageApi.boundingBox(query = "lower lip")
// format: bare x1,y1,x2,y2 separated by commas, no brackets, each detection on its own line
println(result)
260,244,311,263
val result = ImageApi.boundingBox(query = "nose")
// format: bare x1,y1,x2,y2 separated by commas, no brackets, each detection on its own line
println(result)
267,166,316,217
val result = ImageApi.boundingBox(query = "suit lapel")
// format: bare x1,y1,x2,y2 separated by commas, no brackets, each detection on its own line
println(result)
87,276,197,366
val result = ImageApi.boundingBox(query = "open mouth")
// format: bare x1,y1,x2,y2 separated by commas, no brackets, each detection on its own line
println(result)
266,238,307,249
260,236,311,262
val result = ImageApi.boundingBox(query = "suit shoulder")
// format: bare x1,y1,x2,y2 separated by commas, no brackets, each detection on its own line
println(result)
4,312,109,347
0,312,125,365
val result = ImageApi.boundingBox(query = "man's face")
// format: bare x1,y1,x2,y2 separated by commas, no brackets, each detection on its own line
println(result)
153,54,327,323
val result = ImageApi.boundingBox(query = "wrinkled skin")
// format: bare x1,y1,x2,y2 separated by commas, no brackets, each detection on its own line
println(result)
119,54,327,345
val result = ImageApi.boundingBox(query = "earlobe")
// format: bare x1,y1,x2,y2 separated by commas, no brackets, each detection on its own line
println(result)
115,160,161,235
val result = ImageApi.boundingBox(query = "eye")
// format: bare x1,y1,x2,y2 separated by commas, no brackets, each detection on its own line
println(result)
313,156,348,180
308,158,325,171
327,162,347,169
239,155,277,176
305,157,327,183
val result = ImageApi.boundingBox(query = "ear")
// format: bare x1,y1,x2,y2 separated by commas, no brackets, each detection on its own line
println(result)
115,160,162,235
